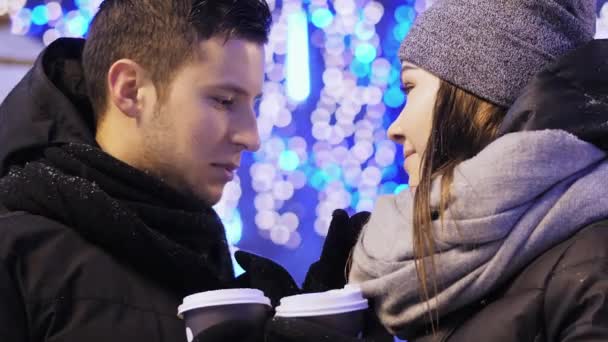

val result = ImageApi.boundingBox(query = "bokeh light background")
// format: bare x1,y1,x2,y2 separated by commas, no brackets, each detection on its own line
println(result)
3,0,608,284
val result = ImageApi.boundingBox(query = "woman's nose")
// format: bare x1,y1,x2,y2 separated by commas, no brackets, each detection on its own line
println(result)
387,120,406,145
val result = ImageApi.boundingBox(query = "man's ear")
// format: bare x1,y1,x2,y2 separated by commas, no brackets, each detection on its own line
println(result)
107,59,155,119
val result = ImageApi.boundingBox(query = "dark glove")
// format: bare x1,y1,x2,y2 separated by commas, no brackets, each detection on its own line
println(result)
265,314,394,342
231,250,301,307
303,210,371,292
192,319,263,342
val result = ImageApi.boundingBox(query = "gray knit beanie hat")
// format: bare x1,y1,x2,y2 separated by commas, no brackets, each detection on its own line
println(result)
399,0,597,107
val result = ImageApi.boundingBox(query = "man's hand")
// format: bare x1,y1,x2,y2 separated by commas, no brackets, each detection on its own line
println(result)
231,250,300,307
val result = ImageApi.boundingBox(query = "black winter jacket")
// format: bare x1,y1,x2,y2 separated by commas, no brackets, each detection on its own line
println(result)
0,38,237,342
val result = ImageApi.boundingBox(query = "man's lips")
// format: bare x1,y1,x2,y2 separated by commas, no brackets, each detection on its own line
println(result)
211,163,239,181
212,163,239,171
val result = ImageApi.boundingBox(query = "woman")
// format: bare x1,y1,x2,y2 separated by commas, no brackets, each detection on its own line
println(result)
348,0,608,341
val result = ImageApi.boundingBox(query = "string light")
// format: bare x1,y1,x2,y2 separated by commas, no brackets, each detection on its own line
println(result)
286,8,311,102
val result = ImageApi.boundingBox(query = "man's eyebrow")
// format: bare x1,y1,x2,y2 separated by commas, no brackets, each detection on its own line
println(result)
209,83,263,98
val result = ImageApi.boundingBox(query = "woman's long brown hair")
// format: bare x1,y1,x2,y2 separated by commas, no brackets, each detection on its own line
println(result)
412,80,507,331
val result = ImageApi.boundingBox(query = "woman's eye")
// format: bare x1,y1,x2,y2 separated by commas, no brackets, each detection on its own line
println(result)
401,84,415,95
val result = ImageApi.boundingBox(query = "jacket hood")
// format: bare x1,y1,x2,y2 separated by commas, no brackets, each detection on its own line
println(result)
500,39,608,150
0,38,96,176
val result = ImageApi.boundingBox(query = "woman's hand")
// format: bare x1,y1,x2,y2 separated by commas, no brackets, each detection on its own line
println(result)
303,209,370,293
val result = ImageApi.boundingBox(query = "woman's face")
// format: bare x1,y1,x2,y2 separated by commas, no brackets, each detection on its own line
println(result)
387,62,441,188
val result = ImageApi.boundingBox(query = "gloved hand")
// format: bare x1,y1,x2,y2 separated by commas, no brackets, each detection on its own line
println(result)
302,210,370,292
264,314,394,342
231,250,301,307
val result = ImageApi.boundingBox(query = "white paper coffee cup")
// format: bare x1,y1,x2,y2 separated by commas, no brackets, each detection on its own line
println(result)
178,288,271,342
274,285,368,337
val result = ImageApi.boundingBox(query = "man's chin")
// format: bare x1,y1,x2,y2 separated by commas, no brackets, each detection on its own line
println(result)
146,170,223,207
166,182,223,208
193,186,224,207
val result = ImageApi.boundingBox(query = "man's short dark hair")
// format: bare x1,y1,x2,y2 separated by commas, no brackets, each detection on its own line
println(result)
82,0,272,122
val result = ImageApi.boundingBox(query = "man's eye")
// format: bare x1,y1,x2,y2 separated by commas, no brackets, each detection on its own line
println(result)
212,97,234,107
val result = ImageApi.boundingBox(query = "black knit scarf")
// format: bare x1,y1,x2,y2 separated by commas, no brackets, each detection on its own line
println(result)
0,143,234,297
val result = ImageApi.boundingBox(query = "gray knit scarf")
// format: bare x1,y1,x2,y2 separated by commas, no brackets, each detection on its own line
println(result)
349,130,608,337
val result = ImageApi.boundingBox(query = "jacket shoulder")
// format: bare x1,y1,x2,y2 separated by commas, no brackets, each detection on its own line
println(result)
543,220,608,341
0,209,187,341
551,220,608,272
512,219,608,287
433,221,608,342
0,210,74,259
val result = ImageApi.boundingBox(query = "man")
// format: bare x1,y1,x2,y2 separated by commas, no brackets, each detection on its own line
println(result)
0,0,387,340
0,0,287,340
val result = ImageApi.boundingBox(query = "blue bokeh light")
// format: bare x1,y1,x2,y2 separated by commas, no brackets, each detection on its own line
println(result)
388,67,401,84
67,15,89,36
382,35,401,58
383,86,406,108
355,43,377,64
310,170,329,190
78,8,95,22
382,164,399,180
393,21,412,41
395,6,416,23
311,8,334,28
380,181,398,194
323,164,342,182
224,210,243,245
231,251,246,277
31,5,49,25
350,60,371,78
394,184,410,194
350,191,360,207
74,0,95,8
279,150,300,171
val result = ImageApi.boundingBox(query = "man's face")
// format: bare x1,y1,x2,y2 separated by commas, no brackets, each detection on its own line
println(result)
140,36,264,205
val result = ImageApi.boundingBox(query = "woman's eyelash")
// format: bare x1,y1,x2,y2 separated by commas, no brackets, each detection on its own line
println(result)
400,84,414,94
